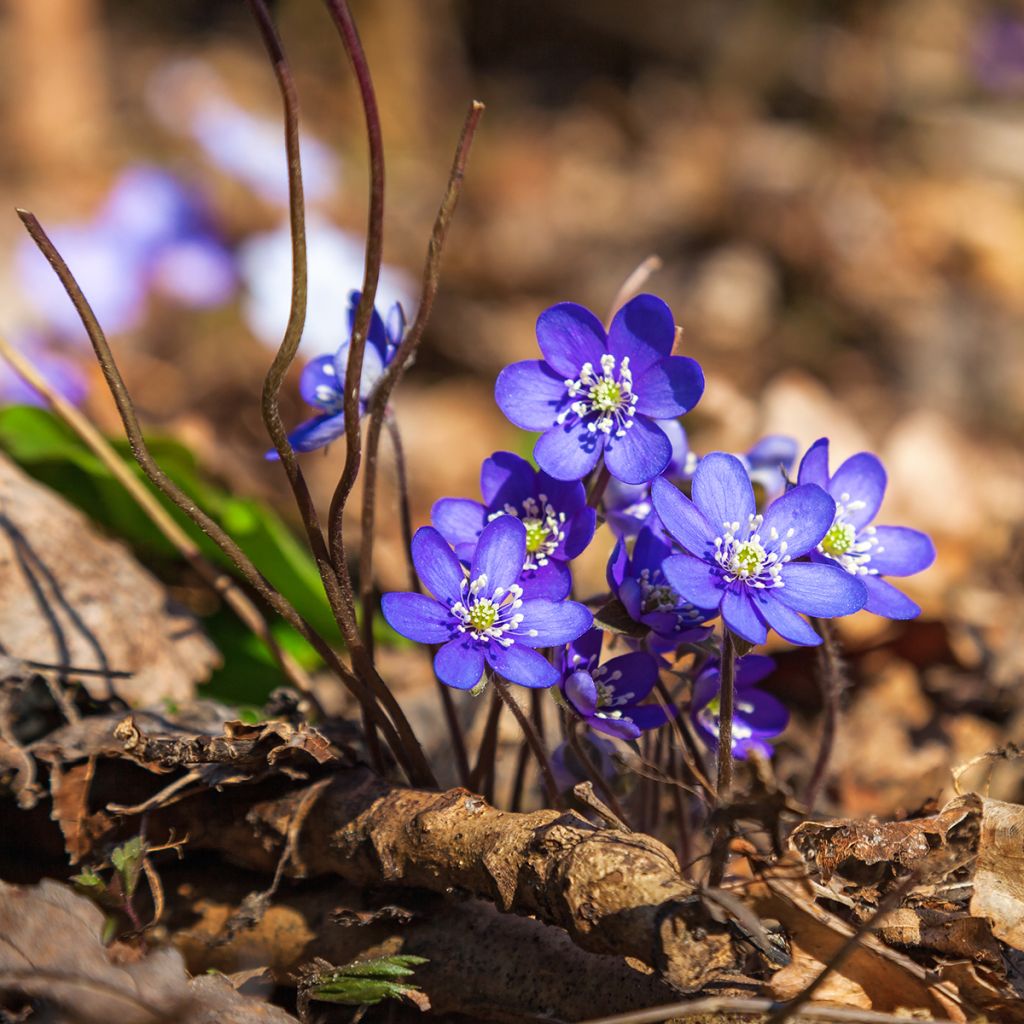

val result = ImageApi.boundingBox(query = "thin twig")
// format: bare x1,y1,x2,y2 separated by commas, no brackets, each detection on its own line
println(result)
565,715,632,829
491,673,560,808
606,255,662,326
707,629,736,887
469,688,502,799
0,332,317,702
802,617,845,814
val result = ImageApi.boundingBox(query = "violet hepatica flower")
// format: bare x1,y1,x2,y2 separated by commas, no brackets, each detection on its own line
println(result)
607,525,712,651
432,451,596,601
651,453,867,647
743,435,798,504
496,295,704,484
559,628,669,739
797,438,935,620
691,655,788,759
381,516,592,690
269,291,404,457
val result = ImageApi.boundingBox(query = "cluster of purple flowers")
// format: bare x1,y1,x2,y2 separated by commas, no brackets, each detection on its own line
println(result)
283,291,935,780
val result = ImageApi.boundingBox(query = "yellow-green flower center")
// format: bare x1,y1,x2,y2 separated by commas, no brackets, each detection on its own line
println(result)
590,378,623,412
523,517,550,554
730,540,766,578
821,521,856,557
467,600,499,633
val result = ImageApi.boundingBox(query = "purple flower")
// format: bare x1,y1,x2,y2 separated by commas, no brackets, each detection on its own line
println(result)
651,453,867,647
796,438,935,620
743,435,798,503
431,452,596,601
559,628,669,739
607,526,712,651
690,655,788,759
269,292,404,457
0,333,89,408
381,516,593,690
496,295,704,485
603,418,690,538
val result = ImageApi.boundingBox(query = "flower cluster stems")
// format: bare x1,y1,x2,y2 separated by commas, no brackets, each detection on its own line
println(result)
707,629,737,886
802,617,845,813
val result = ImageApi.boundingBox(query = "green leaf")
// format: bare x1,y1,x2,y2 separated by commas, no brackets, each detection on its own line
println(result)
110,836,145,899
306,955,428,1008
593,597,649,639
71,868,105,893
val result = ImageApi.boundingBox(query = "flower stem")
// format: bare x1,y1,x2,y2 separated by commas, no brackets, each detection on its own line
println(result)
802,617,845,814
469,688,503,800
707,628,736,886
586,463,611,509
491,673,561,808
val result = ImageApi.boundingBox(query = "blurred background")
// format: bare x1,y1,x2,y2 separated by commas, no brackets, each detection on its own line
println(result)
0,0,1022,805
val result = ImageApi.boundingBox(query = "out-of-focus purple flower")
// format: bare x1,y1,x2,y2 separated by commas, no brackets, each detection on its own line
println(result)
431,451,596,601
0,333,89,408
603,418,690,538
796,438,935,620
690,654,788,759
743,435,798,503
238,217,416,355
496,295,704,485
381,517,592,690
551,733,621,795
559,627,669,739
269,291,403,456
607,525,712,651
652,453,867,647
973,14,1024,93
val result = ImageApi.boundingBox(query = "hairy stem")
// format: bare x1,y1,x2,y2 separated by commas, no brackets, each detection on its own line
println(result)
707,629,736,886
802,617,845,814
491,673,560,809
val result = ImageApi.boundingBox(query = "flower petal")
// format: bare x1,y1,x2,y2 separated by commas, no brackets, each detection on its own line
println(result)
607,536,629,590
470,515,527,593
754,593,821,646
634,355,705,418
565,627,603,671
737,689,790,737
535,302,607,378
862,575,921,619
266,413,346,458
624,704,673,732
299,354,343,409
565,669,599,715
663,553,724,609
434,637,485,690
760,483,837,558
598,651,660,702
380,592,453,643
412,526,465,605
829,452,887,528
486,643,559,688
537,471,587,515
495,360,569,431
869,526,936,577
632,525,673,573
603,415,672,485
776,561,867,617
747,435,798,472
692,453,755,533
519,561,572,601
606,294,675,376
721,587,768,646
534,420,603,481
797,437,830,488
589,713,642,741
561,505,597,559
517,598,593,648
651,477,715,556
480,451,536,508
431,497,487,550
735,654,777,688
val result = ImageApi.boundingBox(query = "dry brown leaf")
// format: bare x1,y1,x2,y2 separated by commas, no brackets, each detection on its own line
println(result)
971,797,1024,952
0,454,218,706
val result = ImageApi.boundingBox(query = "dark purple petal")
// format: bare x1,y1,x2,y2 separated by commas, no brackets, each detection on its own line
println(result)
470,515,527,593
346,290,388,356
754,593,821,646
434,637,485,689
534,421,603,481
380,592,453,643
660,418,690,477
776,561,867,617
797,437,830,488
565,669,599,715
651,477,715,556
588,713,643,741
519,561,572,601
565,627,603,672
299,354,343,409
735,654,777,688
721,587,768,646
869,526,936,577
829,452,887,528
862,575,921,619
760,483,837,558
692,453,755,533
412,526,465,605
535,302,607,378
606,294,675,376
517,598,593,648
606,536,629,590
633,355,704,418
737,689,789,736
495,360,569,431
431,497,486,550
269,412,346,457
561,505,597,560
537,470,586,512
604,416,672,484
662,553,723,609
480,451,536,508
618,576,645,621
486,642,559,688
632,526,673,574
599,651,660,703
623,704,673,732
